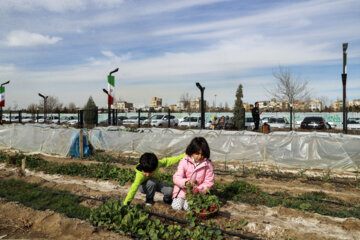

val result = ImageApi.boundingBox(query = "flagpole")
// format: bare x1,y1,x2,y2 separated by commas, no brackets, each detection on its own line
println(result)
106,68,119,125
0,81,10,124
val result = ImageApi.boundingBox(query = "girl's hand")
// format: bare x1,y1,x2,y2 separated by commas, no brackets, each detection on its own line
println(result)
185,181,193,189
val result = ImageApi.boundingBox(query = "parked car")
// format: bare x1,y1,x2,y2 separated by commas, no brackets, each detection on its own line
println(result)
64,116,77,124
143,114,178,127
300,116,330,129
245,117,255,129
123,116,147,126
347,118,360,130
179,116,201,128
49,115,60,123
117,116,128,125
22,116,33,123
261,117,271,124
267,117,289,129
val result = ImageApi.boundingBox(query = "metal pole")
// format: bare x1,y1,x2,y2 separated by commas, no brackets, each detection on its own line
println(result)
168,108,171,128
290,104,293,131
138,109,141,128
342,43,348,134
44,98,47,123
108,104,111,125
196,82,205,129
201,90,205,129
95,107,98,126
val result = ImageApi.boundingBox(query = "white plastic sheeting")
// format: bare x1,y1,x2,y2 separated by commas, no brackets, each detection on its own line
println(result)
89,127,360,170
0,124,79,157
1,124,359,169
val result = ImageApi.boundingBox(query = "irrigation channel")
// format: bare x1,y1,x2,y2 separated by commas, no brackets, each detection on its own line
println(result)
0,151,360,239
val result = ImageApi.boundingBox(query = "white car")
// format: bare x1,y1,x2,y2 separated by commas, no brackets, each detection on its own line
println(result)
123,116,147,126
347,118,360,130
67,116,78,125
245,117,255,129
143,114,178,127
22,116,33,123
49,116,60,123
179,116,201,128
267,117,289,129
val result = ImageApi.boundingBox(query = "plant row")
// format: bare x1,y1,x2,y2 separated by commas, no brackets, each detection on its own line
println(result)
0,178,224,240
1,151,359,219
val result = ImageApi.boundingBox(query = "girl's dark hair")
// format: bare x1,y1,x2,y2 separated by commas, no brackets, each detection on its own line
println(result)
137,152,158,172
186,137,210,159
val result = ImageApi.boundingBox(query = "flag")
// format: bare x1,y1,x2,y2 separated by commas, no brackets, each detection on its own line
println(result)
0,86,4,107
108,75,115,105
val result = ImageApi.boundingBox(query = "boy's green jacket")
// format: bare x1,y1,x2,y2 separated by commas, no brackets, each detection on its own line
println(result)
123,153,186,205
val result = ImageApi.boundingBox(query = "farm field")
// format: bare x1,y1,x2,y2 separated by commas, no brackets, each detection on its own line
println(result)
0,151,359,240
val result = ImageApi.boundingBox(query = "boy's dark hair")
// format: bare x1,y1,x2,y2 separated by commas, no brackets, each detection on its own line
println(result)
255,102,258,105
137,152,158,172
186,137,210,159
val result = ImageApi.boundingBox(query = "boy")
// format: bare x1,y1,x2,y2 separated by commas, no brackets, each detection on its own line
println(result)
123,152,185,206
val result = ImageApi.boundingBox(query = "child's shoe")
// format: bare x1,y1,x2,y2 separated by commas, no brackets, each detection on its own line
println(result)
163,197,172,205
145,197,155,206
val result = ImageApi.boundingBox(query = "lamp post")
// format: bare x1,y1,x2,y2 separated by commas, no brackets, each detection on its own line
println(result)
38,93,48,123
214,94,217,112
342,43,348,134
0,81,10,124
104,68,119,125
196,82,205,129
289,103,293,131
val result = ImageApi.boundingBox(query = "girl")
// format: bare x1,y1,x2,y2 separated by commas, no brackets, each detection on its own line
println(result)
171,137,214,211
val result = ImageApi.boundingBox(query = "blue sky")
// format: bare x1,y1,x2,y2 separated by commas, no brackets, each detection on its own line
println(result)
0,0,359,109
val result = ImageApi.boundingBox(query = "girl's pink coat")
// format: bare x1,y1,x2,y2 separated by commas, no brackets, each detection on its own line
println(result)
172,155,214,199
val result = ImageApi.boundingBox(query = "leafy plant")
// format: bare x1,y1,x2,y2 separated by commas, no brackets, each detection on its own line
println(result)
89,200,223,239
186,182,221,221
0,178,90,219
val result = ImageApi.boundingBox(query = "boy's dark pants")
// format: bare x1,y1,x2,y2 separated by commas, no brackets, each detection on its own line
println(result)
139,178,173,202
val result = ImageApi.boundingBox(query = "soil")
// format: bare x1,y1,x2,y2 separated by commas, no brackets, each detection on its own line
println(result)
1,154,360,240
0,198,130,240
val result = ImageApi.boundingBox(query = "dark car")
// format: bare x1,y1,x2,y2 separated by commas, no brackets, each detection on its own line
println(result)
300,117,329,129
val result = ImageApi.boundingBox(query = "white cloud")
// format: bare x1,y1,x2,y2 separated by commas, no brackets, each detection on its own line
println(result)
0,0,86,12
5,30,62,47
142,0,229,15
0,0,126,13
152,0,357,37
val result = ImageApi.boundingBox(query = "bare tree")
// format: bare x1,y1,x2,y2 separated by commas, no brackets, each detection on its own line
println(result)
267,66,311,127
39,95,63,113
68,102,77,113
224,102,230,112
27,103,38,113
267,66,310,104
319,96,330,110
179,92,194,117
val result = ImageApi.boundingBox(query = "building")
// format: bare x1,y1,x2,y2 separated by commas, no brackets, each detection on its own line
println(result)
112,101,134,112
293,101,306,111
150,97,162,109
243,103,251,111
177,100,187,111
350,99,360,108
308,100,322,111
168,105,178,112
334,100,349,112
190,98,201,111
